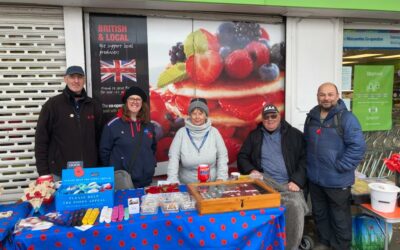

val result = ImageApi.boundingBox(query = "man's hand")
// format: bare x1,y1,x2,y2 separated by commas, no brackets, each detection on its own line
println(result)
287,181,300,192
249,170,263,180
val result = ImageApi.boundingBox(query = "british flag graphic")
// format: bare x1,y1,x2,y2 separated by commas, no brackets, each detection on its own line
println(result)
100,59,136,83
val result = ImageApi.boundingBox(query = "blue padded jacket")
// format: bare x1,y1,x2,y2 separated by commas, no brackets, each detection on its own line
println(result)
304,99,366,188
99,117,157,188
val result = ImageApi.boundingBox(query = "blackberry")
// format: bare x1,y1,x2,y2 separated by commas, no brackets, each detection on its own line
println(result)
233,22,261,48
217,21,261,49
169,42,186,65
270,42,285,71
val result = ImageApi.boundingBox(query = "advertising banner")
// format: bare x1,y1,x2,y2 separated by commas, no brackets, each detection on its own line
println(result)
89,14,149,123
88,15,285,166
147,18,285,163
353,65,394,131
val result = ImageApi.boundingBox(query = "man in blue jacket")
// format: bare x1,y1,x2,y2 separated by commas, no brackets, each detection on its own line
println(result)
304,82,366,250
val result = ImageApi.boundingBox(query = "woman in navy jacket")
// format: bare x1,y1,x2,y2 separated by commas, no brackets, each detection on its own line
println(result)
100,86,156,188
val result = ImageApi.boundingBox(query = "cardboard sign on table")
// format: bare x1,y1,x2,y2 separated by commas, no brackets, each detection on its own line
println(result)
56,166,114,211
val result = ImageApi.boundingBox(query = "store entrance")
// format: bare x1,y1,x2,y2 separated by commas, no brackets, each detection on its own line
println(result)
342,27,400,178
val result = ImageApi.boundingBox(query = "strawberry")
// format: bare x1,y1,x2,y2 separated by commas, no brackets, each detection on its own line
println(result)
186,50,223,85
175,95,191,115
224,49,253,79
159,89,175,105
184,29,220,57
200,28,220,52
155,137,173,162
150,89,167,112
219,95,265,121
150,90,171,135
223,138,242,164
245,41,270,69
260,27,270,40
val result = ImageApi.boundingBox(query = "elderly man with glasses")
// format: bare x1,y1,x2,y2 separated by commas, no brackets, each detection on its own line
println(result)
237,104,308,250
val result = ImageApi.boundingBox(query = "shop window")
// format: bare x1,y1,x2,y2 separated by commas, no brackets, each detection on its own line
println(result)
342,29,400,178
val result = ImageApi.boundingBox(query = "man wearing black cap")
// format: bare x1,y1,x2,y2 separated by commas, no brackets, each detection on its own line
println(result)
35,66,103,180
237,104,308,250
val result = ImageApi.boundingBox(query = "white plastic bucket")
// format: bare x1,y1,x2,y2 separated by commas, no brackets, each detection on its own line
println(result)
368,183,400,213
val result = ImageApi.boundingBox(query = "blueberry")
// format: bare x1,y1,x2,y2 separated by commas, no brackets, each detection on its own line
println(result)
219,46,231,59
174,117,184,127
259,38,271,50
235,36,251,48
217,22,236,46
258,63,280,82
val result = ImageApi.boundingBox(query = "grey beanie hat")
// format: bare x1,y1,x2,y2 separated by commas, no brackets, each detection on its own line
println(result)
188,98,209,116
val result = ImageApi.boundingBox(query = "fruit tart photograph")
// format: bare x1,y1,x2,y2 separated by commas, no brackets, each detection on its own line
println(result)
147,18,285,168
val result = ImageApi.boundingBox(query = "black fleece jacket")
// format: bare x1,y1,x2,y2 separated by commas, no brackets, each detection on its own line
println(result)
35,87,103,176
237,120,307,188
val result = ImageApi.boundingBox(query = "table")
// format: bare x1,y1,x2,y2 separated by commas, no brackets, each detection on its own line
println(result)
0,202,31,249
360,203,400,250
12,189,286,250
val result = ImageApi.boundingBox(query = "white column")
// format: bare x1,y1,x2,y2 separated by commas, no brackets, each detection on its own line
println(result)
63,7,85,69
285,17,343,131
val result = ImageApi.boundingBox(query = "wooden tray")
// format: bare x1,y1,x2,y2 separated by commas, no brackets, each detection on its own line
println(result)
187,179,280,215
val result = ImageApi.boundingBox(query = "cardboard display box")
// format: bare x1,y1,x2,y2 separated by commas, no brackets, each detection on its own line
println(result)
56,167,114,211
187,179,280,215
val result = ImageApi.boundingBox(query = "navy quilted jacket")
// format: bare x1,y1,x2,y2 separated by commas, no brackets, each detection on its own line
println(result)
304,99,366,188
99,117,157,188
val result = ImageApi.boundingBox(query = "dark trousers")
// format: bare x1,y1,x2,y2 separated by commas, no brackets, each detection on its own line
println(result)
309,182,352,250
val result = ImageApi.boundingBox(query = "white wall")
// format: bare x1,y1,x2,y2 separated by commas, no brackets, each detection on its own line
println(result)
63,7,85,76
285,17,343,131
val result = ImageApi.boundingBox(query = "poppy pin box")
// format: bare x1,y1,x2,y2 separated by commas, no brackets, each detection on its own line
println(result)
187,178,280,215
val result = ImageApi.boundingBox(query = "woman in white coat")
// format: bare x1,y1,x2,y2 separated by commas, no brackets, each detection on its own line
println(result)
166,98,228,184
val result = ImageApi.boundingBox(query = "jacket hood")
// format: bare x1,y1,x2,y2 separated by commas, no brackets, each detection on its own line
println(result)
307,98,347,121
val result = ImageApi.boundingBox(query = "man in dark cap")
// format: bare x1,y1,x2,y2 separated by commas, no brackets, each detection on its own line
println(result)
35,66,103,180
237,104,308,250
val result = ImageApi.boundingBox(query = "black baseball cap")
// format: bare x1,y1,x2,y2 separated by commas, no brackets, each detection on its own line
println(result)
262,104,279,116
65,66,85,76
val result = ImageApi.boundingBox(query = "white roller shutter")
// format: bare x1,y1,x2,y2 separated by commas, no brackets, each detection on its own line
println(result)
0,5,66,203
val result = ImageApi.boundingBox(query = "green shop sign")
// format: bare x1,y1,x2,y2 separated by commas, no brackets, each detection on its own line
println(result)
169,0,400,12
353,65,394,131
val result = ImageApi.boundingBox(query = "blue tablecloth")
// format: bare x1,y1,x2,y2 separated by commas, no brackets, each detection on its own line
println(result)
12,189,285,250
0,202,31,249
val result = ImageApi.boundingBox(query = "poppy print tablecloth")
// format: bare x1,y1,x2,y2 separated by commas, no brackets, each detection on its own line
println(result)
12,189,285,250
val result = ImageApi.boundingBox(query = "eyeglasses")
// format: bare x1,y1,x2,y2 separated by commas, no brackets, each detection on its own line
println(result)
263,114,278,120
127,97,142,103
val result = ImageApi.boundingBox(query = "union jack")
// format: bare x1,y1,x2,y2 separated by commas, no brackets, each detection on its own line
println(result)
100,59,136,83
